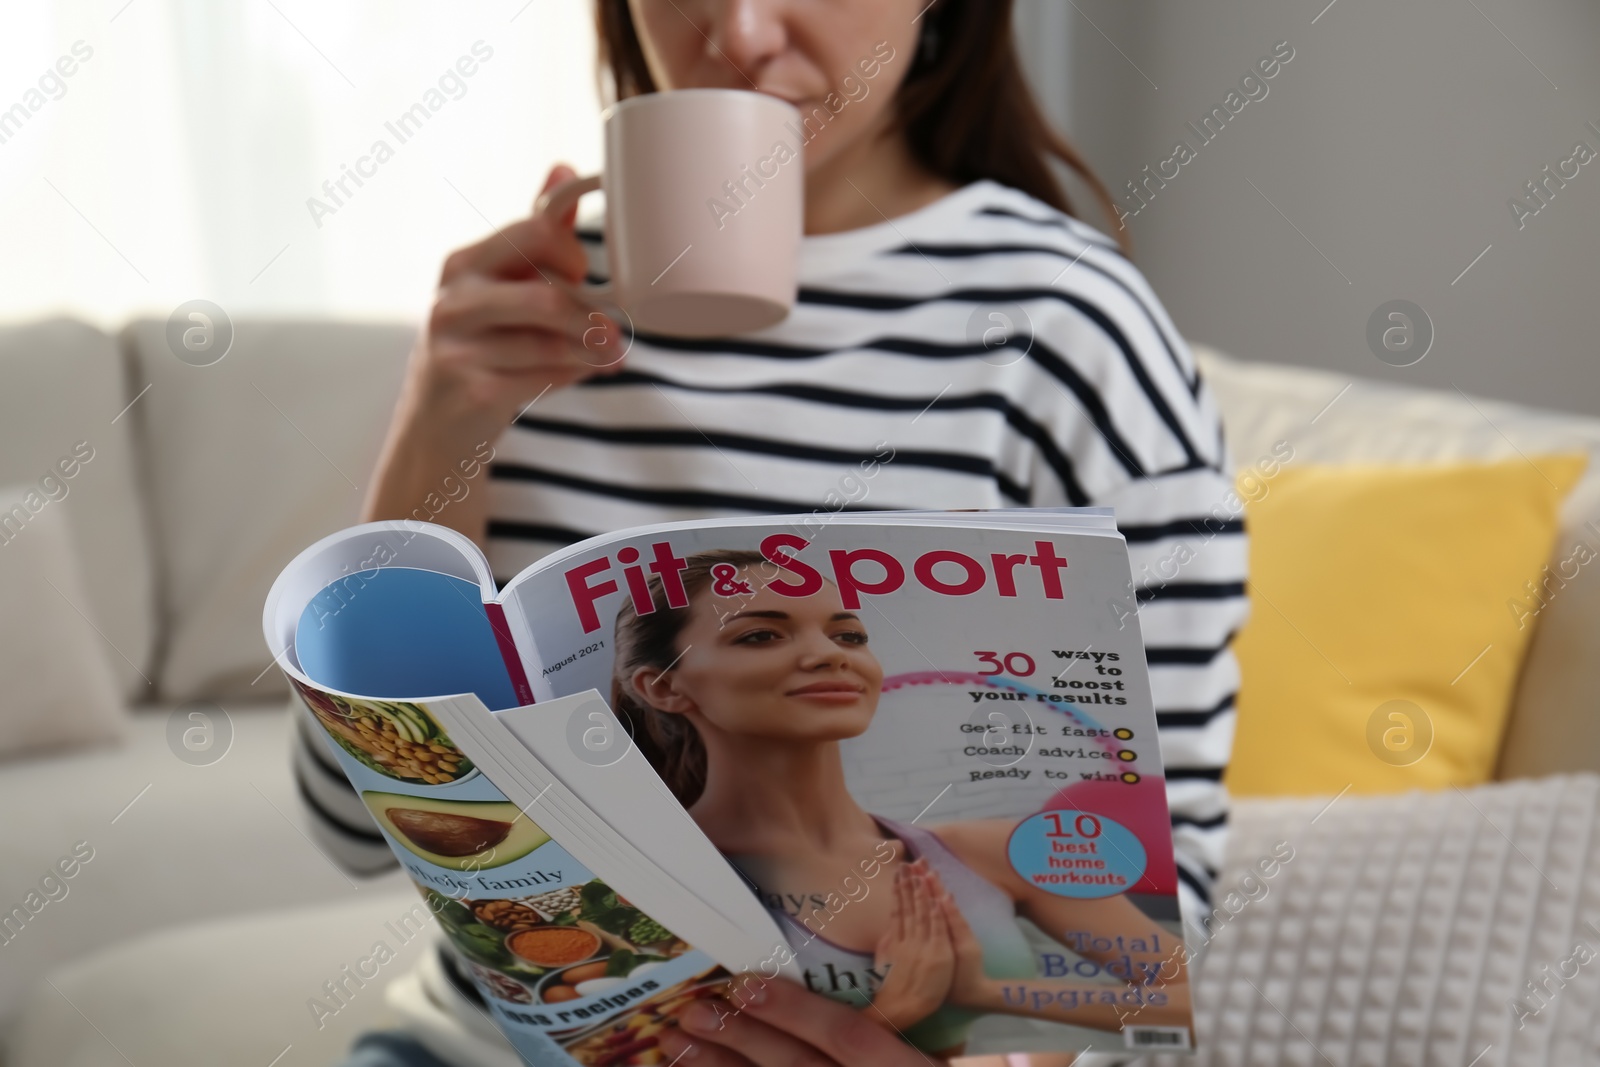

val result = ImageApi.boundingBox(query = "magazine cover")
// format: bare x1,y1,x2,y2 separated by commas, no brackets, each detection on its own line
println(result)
266,512,1195,1062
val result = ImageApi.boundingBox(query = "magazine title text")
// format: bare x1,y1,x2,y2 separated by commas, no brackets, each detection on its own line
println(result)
564,532,1070,633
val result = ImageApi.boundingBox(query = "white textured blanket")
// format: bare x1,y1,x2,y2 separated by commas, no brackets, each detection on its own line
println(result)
1138,775,1600,1066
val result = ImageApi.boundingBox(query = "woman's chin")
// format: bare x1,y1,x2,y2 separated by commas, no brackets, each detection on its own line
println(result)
781,695,876,734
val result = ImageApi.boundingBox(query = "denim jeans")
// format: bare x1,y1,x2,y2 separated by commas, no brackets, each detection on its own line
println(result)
336,1031,459,1067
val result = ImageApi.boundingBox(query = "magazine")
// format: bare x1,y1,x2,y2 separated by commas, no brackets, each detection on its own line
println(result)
264,509,1195,1063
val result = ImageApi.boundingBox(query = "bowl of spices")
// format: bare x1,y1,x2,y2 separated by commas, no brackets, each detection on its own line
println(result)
507,926,602,969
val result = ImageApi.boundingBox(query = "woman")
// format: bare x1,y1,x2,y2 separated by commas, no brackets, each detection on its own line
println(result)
610,549,1192,1057
295,1,1247,1064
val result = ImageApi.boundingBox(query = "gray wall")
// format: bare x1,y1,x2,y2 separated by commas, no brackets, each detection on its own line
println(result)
1016,0,1600,418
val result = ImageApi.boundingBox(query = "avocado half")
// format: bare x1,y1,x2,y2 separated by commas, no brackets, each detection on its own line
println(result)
363,792,549,871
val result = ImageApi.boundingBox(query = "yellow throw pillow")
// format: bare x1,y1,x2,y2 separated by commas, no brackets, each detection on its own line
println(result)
1228,454,1587,796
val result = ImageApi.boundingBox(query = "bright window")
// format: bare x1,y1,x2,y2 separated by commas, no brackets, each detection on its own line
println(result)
0,1,604,326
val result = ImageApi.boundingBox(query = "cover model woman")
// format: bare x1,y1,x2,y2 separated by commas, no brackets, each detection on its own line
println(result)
298,1,1248,1065
610,550,1193,1058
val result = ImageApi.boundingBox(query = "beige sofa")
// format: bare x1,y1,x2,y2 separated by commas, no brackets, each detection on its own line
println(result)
1,318,1596,1066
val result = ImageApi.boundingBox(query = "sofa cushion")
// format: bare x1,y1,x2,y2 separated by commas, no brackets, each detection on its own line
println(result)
1197,347,1600,778
0,702,407,1029
0,490,126,761
0,318,156,700
1228,456,1584,796
1140,775,1600,1065
5,890,422,1067
124,319,414,702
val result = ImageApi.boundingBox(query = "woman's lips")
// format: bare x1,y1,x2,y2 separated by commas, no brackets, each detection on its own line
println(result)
786,681,866,703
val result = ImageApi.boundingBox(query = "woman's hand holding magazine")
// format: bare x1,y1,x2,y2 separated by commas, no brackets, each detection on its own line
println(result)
658,971,940,1067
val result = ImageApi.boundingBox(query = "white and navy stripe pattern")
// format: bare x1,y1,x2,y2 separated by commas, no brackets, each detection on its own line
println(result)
291,706,404,876
292,179,1246,930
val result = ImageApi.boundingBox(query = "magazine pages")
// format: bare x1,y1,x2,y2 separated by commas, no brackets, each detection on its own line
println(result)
265,511,1196,1063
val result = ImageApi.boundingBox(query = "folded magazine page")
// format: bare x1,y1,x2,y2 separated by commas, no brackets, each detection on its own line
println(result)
280,673,784,1065
266,530,790,1066
266,511,1195,1061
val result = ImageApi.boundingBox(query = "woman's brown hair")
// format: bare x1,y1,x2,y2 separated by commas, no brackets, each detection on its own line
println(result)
610,549,771,807
592,0,1128,253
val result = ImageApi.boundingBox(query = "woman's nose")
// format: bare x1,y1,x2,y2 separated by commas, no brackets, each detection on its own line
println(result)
795,631,847,669
707,0,788,78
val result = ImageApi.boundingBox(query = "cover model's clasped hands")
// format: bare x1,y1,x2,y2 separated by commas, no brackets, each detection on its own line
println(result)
871,858,985,1032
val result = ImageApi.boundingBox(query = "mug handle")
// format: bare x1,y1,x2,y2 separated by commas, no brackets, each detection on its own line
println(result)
533,173,616,308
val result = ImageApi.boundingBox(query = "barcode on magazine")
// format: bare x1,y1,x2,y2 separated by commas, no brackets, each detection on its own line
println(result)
1124,1026,1191,1050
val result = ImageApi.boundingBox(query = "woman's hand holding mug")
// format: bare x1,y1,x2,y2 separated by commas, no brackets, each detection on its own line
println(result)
418,162,630,423
405,161,628,427
366,89,804,539
363,162,625,535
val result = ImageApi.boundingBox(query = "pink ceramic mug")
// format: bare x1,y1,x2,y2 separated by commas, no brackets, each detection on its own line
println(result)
536,88,805,339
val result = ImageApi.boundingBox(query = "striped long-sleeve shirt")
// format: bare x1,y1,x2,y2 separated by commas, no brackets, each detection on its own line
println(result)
293,176,1246,955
